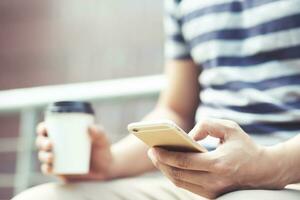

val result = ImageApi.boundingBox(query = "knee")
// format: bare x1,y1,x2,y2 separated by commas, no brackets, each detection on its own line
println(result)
217,190,271,200
217,189,300,200
12,182,84,200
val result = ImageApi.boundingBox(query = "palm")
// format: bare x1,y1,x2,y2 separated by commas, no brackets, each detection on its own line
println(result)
89,134,113,178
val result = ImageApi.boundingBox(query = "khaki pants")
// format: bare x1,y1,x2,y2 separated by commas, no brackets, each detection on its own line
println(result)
12,176,300,200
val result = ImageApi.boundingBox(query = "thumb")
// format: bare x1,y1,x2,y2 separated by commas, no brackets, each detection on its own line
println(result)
189,123,207,141
88,125,108,147
189,118,236,141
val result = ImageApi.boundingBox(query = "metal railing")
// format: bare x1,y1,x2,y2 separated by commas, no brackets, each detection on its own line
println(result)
0,74,166,194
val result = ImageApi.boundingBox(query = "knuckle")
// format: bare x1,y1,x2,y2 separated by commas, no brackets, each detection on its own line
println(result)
46,153,54,163
213,160,231,174
38,151,53,163
201,188,219,199
223,120,239,131
43,139,52,150
170,168,182,180
206,192,218,199
173,179,184,188
37,136,48,148
41,142,48,150
199,119,210,130
176,155,190,168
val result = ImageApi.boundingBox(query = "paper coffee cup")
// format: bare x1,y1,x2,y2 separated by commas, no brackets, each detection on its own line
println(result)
45,101,95,174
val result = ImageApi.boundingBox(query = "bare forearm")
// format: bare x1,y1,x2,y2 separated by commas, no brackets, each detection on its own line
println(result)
108,60,200,179
266,134,300,187
109,107,194,179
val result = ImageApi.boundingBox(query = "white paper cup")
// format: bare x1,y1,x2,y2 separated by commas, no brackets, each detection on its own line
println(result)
45,101,95,174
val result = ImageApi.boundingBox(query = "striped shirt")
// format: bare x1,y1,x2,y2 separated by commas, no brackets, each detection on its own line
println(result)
164,0,300,138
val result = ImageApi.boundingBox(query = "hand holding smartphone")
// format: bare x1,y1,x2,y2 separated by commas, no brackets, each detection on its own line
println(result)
128,120,207,152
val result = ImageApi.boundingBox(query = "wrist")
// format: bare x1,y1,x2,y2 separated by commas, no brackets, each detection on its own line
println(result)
263,143,291,188
105,144,128,180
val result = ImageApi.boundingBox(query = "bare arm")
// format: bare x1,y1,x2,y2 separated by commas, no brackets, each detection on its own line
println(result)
146,118,300,198
267,133,300,186
36,59,201,181
110,59,201,178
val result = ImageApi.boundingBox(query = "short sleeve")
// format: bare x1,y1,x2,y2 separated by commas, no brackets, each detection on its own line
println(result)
164,0,191,60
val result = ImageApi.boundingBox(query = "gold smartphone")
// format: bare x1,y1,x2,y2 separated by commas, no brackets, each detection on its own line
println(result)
128,120,207,152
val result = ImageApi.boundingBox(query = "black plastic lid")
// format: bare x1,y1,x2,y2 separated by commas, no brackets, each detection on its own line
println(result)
46,101,94,114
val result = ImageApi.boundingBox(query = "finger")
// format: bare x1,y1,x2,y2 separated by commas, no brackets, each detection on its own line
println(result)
56,175,86,183
156,161,216,187
88,125,108,147
40,163,53,175
189,118,242,141
57,173,106,183
38,151,54,164
36,122,47,136
173,179,215,199
150,148,215,171
36,136,52,151
152,160,213,199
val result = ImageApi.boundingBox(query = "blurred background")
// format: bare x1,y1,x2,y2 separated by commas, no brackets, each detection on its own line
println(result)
0,0,164,199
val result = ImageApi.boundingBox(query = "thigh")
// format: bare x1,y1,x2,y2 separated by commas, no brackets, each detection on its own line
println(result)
218,188,300,200
77,176,202,200
12,176,201,200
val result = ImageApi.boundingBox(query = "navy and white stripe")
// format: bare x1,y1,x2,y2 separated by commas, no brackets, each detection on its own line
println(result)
164,0,300,135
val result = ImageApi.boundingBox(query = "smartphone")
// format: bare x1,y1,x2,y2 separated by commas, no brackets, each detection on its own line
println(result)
128,120,207,152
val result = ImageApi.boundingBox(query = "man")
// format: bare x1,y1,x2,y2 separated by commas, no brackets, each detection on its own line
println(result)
13,0,300,199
